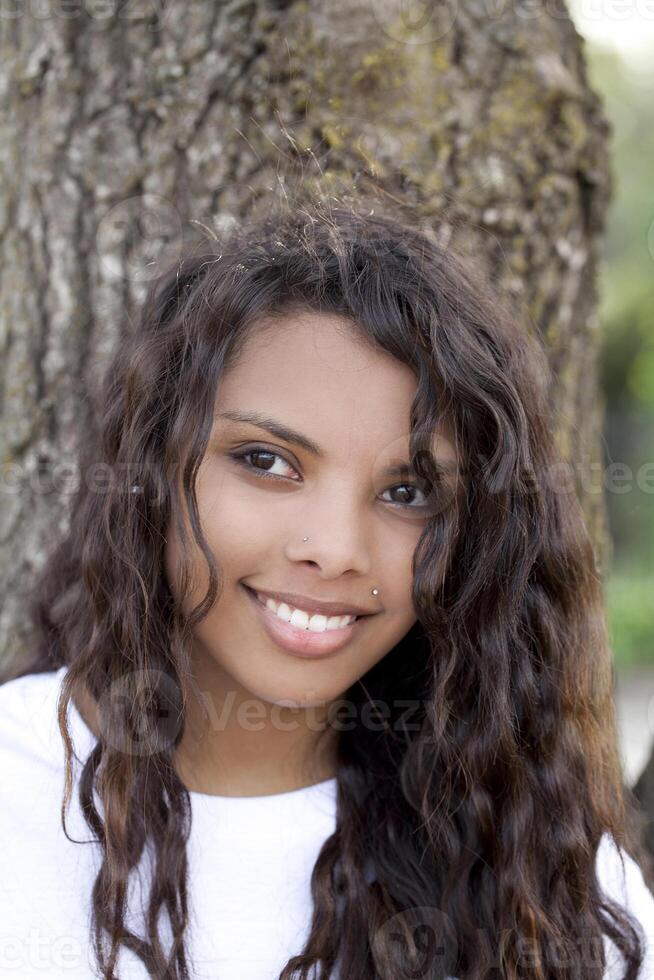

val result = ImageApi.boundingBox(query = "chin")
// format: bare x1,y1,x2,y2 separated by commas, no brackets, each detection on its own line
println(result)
251,683,328,709
245,680,335,711
272,693,330,709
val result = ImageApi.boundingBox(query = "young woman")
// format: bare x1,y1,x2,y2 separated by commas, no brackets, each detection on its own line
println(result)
1,195,653,980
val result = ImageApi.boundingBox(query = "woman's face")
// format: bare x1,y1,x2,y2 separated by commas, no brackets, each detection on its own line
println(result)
164,310,458,709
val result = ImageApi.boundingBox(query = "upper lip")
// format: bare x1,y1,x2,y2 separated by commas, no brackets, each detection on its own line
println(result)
246,586,376,618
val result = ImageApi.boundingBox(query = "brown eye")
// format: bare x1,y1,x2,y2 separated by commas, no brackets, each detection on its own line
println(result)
380,483,430,510
228,447,300,481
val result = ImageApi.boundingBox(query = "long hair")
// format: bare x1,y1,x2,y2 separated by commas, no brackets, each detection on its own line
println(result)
8,192,651,979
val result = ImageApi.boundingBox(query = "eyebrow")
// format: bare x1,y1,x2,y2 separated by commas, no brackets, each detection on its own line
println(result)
216,409,457,479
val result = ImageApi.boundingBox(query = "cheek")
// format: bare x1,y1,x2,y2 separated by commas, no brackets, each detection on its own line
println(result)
163,536,176,593
378,537,419,617
197,488,271,569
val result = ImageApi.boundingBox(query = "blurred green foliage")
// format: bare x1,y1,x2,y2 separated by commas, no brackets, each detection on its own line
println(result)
605,563,654,667
582,41,654,664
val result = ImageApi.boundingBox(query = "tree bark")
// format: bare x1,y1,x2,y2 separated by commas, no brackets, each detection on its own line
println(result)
1,0,627,784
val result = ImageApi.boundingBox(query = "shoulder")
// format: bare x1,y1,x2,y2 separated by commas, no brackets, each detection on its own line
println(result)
0,665,96,791
0,665,100,850
0,669,70,855
596,831,654,979
596,831,654,916
0,668,64,761
0,663,96,761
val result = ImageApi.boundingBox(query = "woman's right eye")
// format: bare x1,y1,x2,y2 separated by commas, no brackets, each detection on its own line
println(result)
228,447,301,482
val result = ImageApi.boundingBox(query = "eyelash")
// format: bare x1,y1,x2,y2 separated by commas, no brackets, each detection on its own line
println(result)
227,446,430,511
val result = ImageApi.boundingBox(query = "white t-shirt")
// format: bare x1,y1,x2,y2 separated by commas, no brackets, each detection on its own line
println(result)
1,667,653,980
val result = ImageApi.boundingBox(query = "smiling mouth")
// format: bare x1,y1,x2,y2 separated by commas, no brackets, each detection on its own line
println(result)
247,587,359,629
242,584,371,659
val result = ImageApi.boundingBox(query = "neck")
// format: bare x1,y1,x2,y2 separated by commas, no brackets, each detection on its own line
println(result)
174,656,339,797
69,658,339,798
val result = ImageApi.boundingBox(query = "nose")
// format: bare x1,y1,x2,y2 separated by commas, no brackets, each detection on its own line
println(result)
283,482,373,579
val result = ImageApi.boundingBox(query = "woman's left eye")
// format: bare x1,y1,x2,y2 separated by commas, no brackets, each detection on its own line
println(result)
227,446,430,511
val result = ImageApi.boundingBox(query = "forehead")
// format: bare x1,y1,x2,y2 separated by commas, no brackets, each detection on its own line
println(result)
217,311,457,462
229,309,396,377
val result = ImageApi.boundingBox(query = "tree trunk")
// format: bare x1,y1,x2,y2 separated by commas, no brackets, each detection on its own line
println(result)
2,0,633,795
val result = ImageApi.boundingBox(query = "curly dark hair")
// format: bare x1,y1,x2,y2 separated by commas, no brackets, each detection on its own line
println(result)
9,191,651,979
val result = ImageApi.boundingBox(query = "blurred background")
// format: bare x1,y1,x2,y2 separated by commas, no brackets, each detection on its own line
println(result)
568,0,654,784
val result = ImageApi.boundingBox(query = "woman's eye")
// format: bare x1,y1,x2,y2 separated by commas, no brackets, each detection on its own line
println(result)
228,446,431,511
229,448,300,481
380,484,429,509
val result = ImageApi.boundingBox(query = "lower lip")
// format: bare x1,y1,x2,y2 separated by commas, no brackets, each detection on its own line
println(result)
243,585,369,659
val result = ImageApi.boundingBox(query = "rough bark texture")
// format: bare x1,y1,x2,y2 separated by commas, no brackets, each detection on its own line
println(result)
0,0,624,771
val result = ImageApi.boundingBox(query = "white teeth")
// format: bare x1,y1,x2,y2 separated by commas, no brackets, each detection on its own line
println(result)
256,594,356,632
